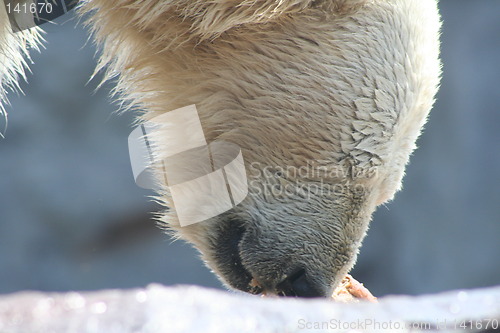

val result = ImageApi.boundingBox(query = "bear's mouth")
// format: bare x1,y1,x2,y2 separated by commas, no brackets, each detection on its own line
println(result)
211,219,263,295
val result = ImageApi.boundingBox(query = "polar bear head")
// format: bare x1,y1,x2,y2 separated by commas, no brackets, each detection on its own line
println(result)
89,0,441,296
78,0,442,297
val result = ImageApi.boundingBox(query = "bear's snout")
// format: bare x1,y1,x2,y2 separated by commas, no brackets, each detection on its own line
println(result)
210,217,332,297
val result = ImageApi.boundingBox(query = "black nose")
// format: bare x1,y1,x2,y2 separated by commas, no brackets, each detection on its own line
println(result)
275,269,324,298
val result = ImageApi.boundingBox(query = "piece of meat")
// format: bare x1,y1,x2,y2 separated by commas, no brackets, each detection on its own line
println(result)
331,275,377,303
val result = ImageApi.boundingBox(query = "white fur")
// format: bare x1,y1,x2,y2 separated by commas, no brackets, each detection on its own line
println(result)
0,3,41,132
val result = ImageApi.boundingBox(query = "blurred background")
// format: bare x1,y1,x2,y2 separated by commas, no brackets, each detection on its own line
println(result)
0,0,498,296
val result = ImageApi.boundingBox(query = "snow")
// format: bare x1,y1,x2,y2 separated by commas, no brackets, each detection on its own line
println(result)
0,284,499,333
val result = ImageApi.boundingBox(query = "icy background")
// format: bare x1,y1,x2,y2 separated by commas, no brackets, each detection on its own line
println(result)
0,0,499,296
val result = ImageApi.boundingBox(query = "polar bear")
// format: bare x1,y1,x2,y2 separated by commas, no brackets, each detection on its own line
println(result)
1,0,441,297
